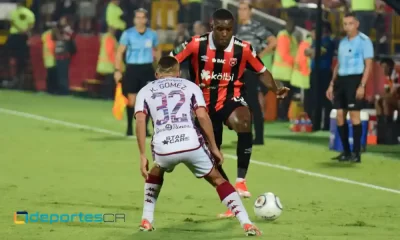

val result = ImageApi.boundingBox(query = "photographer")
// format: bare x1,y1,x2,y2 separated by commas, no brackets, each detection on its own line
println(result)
52,16,76,95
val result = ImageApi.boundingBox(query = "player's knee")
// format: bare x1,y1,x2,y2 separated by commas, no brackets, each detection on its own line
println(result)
230,116,251,132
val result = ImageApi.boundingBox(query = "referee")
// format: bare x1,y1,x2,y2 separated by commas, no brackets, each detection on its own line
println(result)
236,1,277,145
114,8,161,136
326,12,374,163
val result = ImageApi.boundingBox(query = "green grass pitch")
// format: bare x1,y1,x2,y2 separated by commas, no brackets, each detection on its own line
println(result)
0,90,399,240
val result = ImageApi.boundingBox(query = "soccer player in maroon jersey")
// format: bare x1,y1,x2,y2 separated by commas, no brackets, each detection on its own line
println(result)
171,9,289,218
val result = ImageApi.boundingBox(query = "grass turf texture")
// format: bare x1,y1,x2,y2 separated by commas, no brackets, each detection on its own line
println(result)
0,90,399,240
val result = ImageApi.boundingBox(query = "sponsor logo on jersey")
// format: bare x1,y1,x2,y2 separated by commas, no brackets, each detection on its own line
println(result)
212,58,225,64
162,134,189,145
234,40,247,48
156,124,191,134
201,70,235,81
195,36,207,42
201,55,209,62
229,58,237,66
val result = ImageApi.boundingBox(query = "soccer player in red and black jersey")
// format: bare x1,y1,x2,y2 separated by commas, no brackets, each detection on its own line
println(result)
171,9,289,218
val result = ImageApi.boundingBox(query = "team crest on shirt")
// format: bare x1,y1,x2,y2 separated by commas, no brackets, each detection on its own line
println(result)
145,40,152,48
229,58,237,67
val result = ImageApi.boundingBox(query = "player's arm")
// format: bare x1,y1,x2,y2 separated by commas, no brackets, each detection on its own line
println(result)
134,90,149,178
114,31,127,82
134,90,148,156
169,38,194,63
360,39,374,88
245,44,281,94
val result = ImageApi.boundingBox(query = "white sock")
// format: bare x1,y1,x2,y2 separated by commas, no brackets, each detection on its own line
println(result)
142,179,162,224
236,178,245,183
217,181,252,226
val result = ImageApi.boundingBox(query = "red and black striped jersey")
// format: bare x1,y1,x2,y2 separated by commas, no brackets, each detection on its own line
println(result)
170,32,267,113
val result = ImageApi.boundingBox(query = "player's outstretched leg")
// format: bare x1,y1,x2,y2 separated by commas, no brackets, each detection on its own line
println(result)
204,167,261,236
226,106,253,198
139,166,164,232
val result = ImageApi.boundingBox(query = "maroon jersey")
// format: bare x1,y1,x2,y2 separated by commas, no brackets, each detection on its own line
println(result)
171,32,266,113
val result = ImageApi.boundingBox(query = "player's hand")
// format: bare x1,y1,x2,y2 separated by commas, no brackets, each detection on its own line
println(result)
356,86,365,100
275,87,290,99
140,154,149,180
210,147,224,165
326,85,334,101
114,71,123,84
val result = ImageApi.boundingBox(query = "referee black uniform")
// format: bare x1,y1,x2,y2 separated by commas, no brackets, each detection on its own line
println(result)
327,13,374,163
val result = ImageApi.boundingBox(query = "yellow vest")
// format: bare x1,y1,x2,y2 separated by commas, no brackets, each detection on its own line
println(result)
96,33,117,74
290,36,312,89
272,30,298,81
188,0,202,3
281,0,297,8
41,30,55,68
352,0,375,11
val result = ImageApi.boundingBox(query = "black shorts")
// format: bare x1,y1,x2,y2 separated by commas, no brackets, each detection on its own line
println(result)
333,74,363,110
196,98,248,147
123,63,155,94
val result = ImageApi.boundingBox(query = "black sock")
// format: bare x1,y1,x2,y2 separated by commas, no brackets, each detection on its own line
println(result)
126,107,134,130
237,132,253,179
352,124,362,154
337,125,350,153
217,165,229,182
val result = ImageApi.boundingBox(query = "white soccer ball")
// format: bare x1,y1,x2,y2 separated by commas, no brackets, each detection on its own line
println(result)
253,192,283,221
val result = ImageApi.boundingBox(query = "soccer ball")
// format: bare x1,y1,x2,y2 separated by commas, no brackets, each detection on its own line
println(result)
253,192,283,221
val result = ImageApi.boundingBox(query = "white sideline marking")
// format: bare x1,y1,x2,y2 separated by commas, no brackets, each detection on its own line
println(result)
1,107,400,195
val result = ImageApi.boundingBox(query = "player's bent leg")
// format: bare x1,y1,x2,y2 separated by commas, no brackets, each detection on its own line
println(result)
226,106,252,198
204,168,261,236
126,93,136,136
139,165,164,232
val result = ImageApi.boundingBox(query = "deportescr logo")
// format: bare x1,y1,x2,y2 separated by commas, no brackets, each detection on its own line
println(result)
201,70,235,81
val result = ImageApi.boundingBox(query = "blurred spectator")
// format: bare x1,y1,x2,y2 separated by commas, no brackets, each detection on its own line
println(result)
53,0,77,22
272,18,298,121
53,16,76,95
187,0,202,27
106,0,126,40
375,58,400,123
42,27,57,94
78,0,97,34
174,23,190,47
96,27,118,99
174,23,190,79
120,0,139,29
193,21,207,35
236,0,277,144
6,0,35,86
305,23,334,131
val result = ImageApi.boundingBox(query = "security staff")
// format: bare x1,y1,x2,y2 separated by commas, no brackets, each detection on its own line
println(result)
114,8,161,137
326,12,374,163
236,1,277,145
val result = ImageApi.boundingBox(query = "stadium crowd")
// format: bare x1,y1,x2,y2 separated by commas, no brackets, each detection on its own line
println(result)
0,0,399,146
